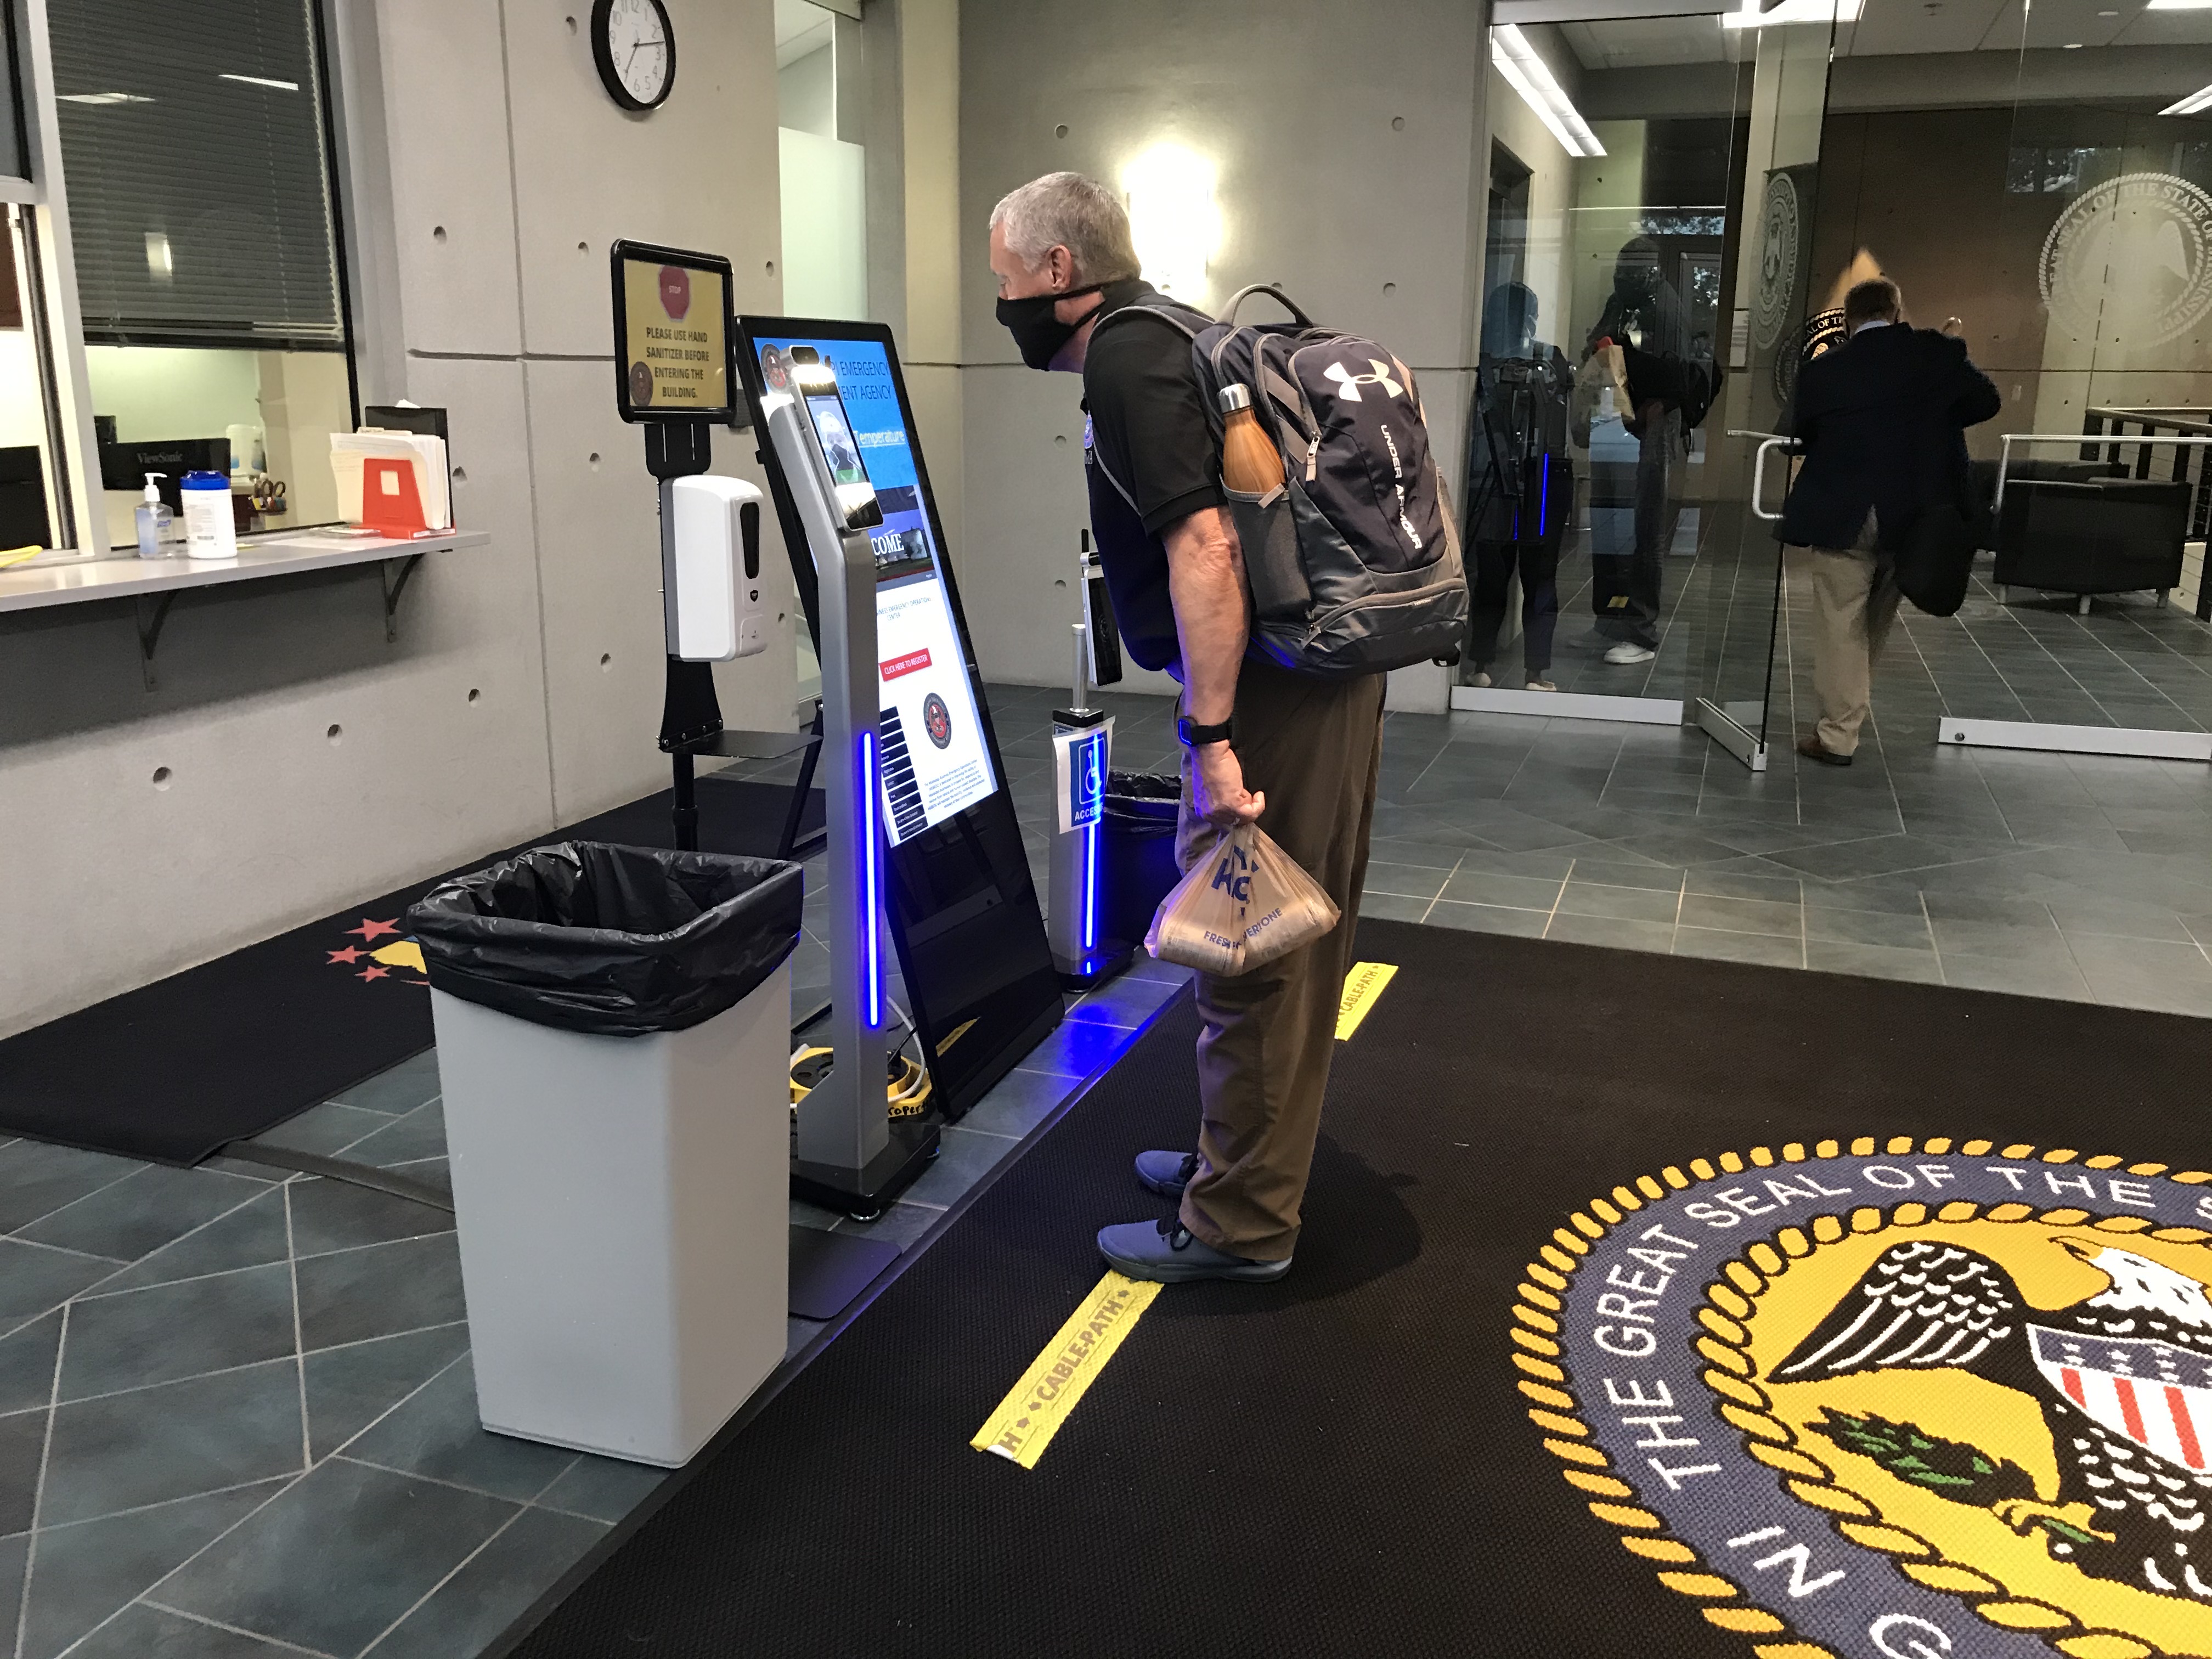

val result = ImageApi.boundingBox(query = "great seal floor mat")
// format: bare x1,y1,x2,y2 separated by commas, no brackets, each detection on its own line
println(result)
504,916,2212,1659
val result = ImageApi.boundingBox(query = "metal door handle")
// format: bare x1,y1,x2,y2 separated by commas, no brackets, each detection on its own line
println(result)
1750,436,1792,522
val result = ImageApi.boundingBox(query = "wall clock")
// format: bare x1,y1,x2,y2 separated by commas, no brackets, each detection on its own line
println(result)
591,0,674,112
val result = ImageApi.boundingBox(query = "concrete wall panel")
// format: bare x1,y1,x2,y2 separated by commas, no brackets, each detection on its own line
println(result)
378,0,522,357
506,0,785,357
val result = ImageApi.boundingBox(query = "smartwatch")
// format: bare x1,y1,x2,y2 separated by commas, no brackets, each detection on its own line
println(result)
1176,714,1234,748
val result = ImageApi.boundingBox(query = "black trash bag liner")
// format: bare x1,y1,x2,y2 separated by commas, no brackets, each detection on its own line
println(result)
407,842,802,1037
1104,770,1180,819
1102,773,1183,949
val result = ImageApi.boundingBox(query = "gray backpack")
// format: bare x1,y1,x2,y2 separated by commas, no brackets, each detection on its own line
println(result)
1093,284,1468,678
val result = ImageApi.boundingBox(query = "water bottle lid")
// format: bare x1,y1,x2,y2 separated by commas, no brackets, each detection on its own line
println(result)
179,470,228,489
1217,383,1254,414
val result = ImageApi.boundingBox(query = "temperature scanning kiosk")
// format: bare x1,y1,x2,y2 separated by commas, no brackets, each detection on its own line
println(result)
752,353,933,1206
737,317,1064,1215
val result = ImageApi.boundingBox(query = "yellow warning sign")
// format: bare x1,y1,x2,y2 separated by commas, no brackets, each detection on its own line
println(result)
1335,961,1398,1040
970,1271,1162,1469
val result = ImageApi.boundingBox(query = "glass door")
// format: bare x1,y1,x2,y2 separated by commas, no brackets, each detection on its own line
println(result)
1467,6,1836,761
1685,6,1838,771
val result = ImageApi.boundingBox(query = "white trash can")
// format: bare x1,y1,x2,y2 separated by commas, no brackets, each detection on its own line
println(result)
411,843,800,1467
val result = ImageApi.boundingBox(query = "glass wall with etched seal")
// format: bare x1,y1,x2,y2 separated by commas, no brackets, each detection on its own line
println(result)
1793,0,2212,759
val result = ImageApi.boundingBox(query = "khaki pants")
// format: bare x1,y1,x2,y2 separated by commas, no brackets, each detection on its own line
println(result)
1808,518,1901,757
1173,659,1385,1261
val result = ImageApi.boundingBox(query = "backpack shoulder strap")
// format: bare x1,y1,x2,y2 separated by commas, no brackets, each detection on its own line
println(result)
1090,301,1207,345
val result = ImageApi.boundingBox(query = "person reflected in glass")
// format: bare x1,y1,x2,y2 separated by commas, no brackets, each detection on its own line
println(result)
1466,281,1573,692
1582,236,1712,668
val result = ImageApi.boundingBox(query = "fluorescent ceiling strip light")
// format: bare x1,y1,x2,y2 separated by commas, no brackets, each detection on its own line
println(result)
2165,83,2212,114
1491,26,1605,158
1721,0,1862,26
219,74,300,91
58,92,153,104
2149,0,2212,11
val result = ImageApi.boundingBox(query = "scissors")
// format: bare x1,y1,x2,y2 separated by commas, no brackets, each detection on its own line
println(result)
250,477,287,515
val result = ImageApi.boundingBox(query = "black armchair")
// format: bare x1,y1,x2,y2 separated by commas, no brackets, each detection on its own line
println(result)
1971,460,2190,611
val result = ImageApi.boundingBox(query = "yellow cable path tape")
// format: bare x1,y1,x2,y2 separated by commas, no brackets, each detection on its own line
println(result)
971,1271,1162,1469
1335,961,1398,1040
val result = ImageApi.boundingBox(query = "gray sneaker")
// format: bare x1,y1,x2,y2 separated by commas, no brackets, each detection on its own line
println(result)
1135,1149,1199,1198
1097,1218,1291,1284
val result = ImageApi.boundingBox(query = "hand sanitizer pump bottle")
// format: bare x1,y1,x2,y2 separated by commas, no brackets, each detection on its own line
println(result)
135,473,173,559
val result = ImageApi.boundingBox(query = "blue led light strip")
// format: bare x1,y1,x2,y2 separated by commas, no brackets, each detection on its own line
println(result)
861,731,882,1029
1082,820,1099,952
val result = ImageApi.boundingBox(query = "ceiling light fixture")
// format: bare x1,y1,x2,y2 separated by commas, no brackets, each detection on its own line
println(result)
1491,25,1605,158
58,91,153,105
2148,0,2212,10
218,73,300,91
1720,0,1864,26
2162,81,2212,114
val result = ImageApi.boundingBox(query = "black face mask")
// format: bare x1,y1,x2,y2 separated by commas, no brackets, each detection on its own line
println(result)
997,283,1108,369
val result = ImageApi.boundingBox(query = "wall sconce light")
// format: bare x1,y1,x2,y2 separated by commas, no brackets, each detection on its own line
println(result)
1123,144,1219,301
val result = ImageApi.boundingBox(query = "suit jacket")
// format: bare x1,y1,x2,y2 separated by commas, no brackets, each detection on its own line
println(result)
1776,323,2001,551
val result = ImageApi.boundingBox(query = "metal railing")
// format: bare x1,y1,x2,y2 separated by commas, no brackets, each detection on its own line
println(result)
2082,407,2212,545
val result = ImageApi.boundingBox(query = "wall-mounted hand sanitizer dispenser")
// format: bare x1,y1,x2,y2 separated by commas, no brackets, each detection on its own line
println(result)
665,474,769,662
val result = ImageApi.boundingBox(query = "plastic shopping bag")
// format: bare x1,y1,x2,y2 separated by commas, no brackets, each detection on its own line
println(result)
1144,822,1340,977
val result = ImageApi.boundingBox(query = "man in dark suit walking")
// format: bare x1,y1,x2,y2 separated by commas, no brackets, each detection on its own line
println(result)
1779,277,2001,765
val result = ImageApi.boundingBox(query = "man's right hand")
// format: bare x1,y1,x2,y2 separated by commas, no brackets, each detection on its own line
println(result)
1192,741,1264,828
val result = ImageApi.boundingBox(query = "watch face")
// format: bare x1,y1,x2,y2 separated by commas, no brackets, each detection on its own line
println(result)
600,0,672,108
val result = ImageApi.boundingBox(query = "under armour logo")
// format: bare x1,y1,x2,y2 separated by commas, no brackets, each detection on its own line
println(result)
1322,358,1404,403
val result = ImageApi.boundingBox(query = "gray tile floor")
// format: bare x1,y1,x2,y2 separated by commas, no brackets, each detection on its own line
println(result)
1366,666,2212,1013
0,906,1183,1656
1852,551,2212,735
6,669,2211,1658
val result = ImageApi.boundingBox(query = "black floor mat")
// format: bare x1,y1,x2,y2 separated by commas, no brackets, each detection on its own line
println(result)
0,776,821,1166
505,917,2212,1659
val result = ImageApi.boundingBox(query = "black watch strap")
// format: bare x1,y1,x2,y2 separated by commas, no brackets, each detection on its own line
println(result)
1177,714,1234,748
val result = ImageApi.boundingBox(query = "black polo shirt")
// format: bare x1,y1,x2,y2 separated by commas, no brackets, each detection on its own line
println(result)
1081,281,1221,675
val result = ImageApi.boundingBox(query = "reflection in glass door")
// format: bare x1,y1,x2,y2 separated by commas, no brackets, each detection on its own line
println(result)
1763,0,2212,766
1686,7,1836,771
1465,7,1834,769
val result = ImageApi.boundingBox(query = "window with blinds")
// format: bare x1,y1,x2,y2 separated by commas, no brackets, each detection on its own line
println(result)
48,0,344,349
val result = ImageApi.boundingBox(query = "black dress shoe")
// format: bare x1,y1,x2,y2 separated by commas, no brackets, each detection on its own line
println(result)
1797,736,1852,767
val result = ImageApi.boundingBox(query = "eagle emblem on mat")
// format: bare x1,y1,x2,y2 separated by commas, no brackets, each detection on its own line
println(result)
1779,1237,2212,1600
1514,1138,2212,1658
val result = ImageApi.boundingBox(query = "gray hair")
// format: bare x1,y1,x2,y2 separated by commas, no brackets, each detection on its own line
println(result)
989,172,1141,284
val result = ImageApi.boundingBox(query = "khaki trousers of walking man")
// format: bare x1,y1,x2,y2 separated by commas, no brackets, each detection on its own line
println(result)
1808,514,1901,758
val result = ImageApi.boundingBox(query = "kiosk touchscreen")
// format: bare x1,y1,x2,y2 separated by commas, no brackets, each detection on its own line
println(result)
739,320,1061,1118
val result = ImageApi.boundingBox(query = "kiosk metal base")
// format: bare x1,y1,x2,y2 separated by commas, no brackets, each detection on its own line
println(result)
792,1116,940,1221
1056,938,1134,991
